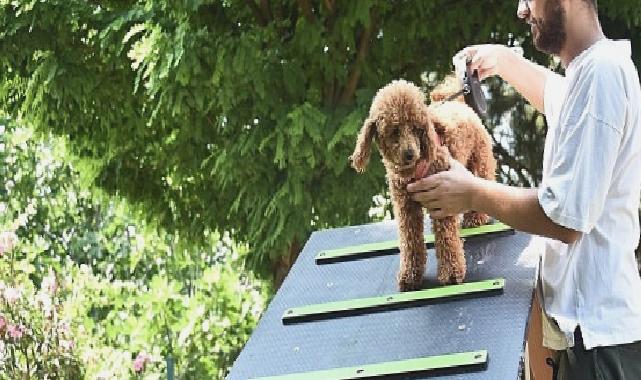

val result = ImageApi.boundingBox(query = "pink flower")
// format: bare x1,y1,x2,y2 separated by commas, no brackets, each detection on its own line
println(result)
132,351,152,373
7,324,24,340
133,360,143,373
58,321,71,335
0,231,17,257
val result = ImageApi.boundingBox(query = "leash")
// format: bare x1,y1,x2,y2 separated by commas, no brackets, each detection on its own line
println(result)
441,82,471,104
434,63,487,119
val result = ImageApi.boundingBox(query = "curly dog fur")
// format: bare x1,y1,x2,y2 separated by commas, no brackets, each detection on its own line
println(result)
350,78,496,291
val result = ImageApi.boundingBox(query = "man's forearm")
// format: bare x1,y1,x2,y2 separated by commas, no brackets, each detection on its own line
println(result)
471,179,580,244
496,47,550,114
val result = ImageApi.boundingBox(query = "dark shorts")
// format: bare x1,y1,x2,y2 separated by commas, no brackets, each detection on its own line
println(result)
554,328,641,380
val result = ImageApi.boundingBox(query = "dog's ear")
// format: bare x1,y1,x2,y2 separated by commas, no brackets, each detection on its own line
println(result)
421,109,440,164
350,117,377,172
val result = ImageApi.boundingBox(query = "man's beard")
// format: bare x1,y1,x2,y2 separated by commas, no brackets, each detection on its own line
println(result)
531,0,567,54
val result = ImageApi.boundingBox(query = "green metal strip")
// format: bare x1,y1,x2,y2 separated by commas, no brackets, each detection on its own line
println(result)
315,222,513,264
250,350,488,380
282,278,504,323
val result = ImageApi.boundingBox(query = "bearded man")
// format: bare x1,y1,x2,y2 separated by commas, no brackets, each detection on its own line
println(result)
408,0,641,378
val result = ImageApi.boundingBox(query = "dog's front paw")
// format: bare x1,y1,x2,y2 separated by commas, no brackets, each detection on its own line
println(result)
397,271,423,292
437,262,466,285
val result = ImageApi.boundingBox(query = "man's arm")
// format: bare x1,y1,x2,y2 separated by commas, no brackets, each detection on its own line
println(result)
496,48,550,113
407,162,582,244
471,179,581,244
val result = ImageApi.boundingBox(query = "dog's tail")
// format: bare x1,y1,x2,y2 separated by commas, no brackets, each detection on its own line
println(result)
429,74,465,103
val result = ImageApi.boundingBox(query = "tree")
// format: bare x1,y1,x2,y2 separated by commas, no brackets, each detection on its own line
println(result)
0,118,265,378
0,0,639,285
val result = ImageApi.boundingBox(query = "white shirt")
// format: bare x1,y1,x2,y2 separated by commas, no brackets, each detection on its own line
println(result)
538,39,641,350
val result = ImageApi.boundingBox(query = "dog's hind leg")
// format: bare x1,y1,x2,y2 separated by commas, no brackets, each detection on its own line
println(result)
462,211,490,228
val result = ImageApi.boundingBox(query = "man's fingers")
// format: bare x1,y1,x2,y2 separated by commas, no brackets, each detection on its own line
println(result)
455,47,475,62
449,156,463,168
410,192,440,208
477,68,492,81
461,46,478,61
455,46,479,72
429,207,458,219
448,157,468,172
468,53,482,71
407,175,440,193
429,209,446,219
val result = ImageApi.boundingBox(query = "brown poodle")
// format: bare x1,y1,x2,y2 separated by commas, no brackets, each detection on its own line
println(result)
350,78,496,291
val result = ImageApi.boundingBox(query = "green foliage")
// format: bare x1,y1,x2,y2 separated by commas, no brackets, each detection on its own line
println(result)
0,0,639,279
67,245,262,379
0,240,84,379
0,119,265,379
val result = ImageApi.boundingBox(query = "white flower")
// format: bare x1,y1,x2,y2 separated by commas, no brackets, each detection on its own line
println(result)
36,292,53,318
42,271,58,294
95,371,113,380
59,339,74,351
25,202,37,216
3,287,22,304
16,213,28,227
0,231,17,256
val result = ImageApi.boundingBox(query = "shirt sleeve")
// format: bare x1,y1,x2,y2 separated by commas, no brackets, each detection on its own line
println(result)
543,72,568,130
538,62,626,233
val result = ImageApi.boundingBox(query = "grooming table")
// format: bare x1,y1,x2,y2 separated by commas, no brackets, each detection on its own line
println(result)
227,218,537,380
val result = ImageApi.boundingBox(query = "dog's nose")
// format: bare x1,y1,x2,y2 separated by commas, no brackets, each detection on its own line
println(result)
404,150,414,162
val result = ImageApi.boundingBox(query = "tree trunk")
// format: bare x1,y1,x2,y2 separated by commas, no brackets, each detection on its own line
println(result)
272,239,301,290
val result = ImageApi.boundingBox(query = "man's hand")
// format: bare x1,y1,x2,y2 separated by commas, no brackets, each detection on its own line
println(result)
407,158,480,218
454,44,547,113
454,44,511,81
